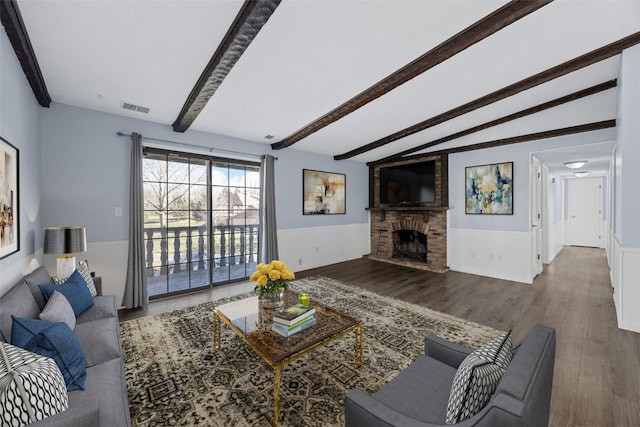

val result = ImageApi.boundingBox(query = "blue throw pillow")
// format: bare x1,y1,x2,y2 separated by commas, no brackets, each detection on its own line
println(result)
39,269,94,317
10,316,86,391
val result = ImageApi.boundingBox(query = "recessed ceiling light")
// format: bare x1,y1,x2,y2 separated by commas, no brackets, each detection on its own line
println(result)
574,171,590,178
564,160,587,169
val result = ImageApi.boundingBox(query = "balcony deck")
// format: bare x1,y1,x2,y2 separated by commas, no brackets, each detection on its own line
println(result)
145,224,259,298
147,262,257,297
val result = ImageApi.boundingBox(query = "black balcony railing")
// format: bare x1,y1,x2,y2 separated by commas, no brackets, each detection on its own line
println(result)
144,224,259,297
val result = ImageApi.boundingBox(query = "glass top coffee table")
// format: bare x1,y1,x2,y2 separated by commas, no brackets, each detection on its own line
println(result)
213,291,364,426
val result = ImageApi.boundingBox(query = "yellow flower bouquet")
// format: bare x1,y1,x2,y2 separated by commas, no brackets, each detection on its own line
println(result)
250,260,295,298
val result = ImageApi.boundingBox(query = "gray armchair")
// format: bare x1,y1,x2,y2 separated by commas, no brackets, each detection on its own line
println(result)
345,324,556,427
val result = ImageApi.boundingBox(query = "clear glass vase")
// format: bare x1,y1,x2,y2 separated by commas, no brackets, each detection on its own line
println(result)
260,289,284,309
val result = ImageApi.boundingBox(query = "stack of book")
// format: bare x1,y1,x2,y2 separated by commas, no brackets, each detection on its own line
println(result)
271,303,316,337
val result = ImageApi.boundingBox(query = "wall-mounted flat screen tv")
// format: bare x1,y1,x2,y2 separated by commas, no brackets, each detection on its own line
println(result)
379,160,436,205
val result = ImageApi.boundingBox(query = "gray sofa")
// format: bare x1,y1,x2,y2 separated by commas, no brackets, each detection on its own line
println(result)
346,324,556,427
0,266,131,426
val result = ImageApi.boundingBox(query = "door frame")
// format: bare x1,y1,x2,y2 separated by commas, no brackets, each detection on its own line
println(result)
532,156,543,276
568,177,603,248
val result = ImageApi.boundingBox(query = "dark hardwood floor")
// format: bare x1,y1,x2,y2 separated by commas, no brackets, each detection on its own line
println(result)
119,246,640,426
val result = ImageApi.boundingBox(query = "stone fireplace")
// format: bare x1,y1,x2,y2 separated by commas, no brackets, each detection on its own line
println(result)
369,209,447,272
367,154,448,273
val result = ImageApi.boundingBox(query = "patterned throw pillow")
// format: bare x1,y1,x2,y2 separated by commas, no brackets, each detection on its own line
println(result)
77,260,98,297
0,342,68,426
39,291,76,330
445,331,513,424
472,330,513,370
52,276,67,284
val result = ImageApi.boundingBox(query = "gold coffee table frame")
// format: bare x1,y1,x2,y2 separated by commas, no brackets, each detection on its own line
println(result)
213,291,364,426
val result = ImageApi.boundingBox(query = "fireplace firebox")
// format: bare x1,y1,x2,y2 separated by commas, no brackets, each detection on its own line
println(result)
392,230,427,263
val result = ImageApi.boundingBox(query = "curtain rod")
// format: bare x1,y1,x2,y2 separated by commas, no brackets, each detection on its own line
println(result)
116,131,276,160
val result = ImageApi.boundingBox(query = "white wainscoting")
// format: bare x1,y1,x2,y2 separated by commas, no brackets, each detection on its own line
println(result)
545,220,564,264
447,228,535,284
602,220,610,255
278,223,371,272
610,231,640,333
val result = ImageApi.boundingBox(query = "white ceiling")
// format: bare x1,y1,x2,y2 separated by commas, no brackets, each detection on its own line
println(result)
14,0,640,172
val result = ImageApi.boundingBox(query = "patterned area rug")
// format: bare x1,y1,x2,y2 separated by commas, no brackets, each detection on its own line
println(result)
121,276,503,426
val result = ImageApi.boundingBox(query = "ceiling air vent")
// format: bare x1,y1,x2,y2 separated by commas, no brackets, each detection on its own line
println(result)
121,102,150,114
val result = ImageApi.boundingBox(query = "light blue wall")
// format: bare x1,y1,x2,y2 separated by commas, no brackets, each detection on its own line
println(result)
448,128,616,232
0,29,43,290
615,44,640,247
275,147,369,229
40,103,369,243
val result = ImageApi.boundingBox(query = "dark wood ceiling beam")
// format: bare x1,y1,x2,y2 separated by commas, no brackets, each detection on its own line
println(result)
0,0,51,107
270,0,552,150
369,79,617,165
172,0,281,133
395,120,615,163
337,31,640,161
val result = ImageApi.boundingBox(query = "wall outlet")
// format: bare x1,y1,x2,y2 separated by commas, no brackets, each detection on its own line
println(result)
115,207,122,217
297,258,302,265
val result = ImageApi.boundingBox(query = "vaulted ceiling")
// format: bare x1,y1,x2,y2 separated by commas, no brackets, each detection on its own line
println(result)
4,0,640,175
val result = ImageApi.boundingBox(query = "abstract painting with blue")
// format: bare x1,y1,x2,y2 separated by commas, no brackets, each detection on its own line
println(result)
465,162,513,215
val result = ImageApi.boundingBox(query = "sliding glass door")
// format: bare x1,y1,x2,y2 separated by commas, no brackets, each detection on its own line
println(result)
143,148,260,299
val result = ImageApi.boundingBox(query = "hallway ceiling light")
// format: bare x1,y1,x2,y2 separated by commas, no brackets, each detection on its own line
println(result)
573,171,590,177
564,160,587,169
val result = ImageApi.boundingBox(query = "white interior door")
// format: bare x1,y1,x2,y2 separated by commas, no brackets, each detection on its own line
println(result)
568,178,602,247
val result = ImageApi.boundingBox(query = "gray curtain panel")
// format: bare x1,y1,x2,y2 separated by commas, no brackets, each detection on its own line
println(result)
258,155,278,263
122,132,148,309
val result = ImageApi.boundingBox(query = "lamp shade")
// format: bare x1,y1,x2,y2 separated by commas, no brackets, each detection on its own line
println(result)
43,226,87,254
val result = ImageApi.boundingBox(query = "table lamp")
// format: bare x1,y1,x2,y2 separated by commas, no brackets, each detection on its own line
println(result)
43,226,87,278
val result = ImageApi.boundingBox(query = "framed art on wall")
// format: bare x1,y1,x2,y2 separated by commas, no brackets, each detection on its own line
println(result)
0,136,19,259
465,162,513,215
303,169,346,215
